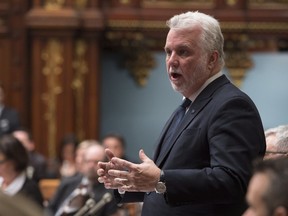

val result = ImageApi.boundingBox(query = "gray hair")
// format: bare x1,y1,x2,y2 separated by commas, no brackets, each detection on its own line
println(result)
265,125,288,152
166,11,225,68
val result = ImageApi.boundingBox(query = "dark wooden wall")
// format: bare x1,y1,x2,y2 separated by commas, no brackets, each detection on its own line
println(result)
0,0,287,158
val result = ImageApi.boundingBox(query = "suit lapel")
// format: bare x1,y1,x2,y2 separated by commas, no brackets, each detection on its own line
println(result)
153,111,176,161
155,97,212,166
154,75,230,167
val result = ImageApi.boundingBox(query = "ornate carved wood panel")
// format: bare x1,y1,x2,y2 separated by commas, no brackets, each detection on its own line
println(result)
26,0,103,157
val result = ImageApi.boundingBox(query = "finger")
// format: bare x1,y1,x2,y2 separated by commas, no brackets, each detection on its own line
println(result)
111,157,137,171
114,178,129,186
98,161,109,170
105,148,115,160
98,177,104,183
97,168,105,176
139,149,151,162
108,169,130,178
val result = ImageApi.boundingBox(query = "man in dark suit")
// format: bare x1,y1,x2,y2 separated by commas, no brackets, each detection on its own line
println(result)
47,142,119,216
0,83,20,136
97,11,266,216
13,128,47,182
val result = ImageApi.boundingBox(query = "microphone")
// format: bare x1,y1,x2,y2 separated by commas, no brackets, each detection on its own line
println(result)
74,198,95,216
87,193,112,215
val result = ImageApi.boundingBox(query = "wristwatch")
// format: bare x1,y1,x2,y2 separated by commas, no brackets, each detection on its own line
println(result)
155,170,166,194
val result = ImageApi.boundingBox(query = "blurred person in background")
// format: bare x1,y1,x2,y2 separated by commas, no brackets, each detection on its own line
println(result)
0,191,43,216
75,139,98,174
58,133,78,178
0,134,43,208
264,125,288,159
243,158,288,216
102,133,130,161
0,83,20,136
13,128,47,182
47,141,120,216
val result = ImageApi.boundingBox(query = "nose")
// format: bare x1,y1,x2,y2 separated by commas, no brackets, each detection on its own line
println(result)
167,52,179,69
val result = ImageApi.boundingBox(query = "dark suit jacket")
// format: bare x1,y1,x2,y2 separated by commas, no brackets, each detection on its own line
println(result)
115,75,266,216
0,106,20,136
48,173,118,216
18,177,44,208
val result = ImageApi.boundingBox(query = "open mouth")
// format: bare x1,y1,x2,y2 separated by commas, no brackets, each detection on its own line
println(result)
171,72,182,79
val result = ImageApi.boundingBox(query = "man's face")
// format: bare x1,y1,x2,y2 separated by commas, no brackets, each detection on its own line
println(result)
82,146,105,181
243,173,270,216
103,137,124,158
164,27,210,97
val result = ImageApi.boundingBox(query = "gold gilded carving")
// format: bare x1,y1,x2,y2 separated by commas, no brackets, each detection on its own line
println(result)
142,0,214,8
249,0,288,9
108,20,166,29
107,20,288,32
72,40,88,140
107,32,156,86
226,0,237,6
120,0,131,4
75,0,88,9
42,39,63,158
125,49,156,86
44,0,65,10
225,35,253,87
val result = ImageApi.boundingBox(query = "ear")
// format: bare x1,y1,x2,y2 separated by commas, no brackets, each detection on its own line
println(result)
208,51,218,71
273,206,288,216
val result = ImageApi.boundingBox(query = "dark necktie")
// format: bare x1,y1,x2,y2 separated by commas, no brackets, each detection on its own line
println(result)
160,98,191,153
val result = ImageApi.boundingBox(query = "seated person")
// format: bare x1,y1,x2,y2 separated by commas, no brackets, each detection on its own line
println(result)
0,83,20,136
264,125,288,159
58,134,79,178
13,128,47,182
0,134,44,208
0,191,43,216
47,141,119,216
243,158,288,216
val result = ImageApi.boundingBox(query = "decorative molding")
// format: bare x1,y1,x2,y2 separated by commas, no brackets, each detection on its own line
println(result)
106,31,156,86
107,20,288,32
44,0,65,10
142,0,214,8
72,39,88,140
225,34,253,87
75,0,88,9
124,49,156,87
41,39,63,158
249,0,288,9
107,20,166,29
226,0,238,6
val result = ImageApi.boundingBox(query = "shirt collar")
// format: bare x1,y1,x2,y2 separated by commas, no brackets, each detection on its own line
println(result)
0,172,26,195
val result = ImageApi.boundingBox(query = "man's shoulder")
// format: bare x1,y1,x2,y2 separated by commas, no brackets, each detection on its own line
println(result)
1,106,19,116
30,151,46,164
61,173,83,185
